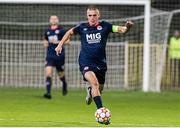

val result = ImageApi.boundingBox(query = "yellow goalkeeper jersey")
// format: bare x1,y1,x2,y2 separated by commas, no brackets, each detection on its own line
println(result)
169,37,180,59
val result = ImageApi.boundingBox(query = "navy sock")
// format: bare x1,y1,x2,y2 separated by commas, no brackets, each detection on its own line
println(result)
93,96,103,109
46,77,52,94
60,76,67,89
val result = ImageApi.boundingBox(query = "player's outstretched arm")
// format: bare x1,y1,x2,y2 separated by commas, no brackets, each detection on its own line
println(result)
55,28,74,55
114,20,134,34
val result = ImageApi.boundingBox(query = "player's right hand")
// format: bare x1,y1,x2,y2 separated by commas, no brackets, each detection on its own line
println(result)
55,45,62,56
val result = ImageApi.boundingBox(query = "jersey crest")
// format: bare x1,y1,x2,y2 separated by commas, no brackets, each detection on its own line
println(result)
97,25,102,30
55,30,60,34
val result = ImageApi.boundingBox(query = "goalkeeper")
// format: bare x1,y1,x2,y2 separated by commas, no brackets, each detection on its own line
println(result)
55,5,133,123
43,15,68,99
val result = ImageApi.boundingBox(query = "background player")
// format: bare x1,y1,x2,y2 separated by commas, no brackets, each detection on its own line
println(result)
43,15,68,99
55,6,133,124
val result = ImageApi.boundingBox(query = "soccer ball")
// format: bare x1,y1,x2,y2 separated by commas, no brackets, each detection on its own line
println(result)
95,107,111,124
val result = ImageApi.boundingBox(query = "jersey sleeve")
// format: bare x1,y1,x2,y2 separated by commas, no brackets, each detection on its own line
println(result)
103,21,113,33
44,30,48,40
60,29,66,37
73,24,81,34
103,21,119,33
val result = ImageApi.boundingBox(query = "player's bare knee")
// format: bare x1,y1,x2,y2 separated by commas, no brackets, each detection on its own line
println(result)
91,81,99,90
45,67,53,77
45,72,52,77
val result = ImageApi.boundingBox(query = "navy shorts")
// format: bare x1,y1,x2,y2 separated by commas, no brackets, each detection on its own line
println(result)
81,66,106,85
45,57,65,72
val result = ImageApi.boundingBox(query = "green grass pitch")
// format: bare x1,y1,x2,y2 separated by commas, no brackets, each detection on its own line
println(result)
0,88,180,127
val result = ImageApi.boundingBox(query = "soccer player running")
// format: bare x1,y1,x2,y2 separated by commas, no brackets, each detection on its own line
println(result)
43,15,68,99
55,6,133,124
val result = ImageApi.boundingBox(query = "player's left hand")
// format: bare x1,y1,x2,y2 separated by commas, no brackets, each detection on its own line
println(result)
55,45,62,56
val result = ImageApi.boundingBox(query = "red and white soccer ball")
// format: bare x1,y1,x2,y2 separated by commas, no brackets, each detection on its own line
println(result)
95,107,111,124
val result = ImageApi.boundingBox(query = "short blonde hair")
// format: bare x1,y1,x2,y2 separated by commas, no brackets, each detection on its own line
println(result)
49,15,58,19
87,5,100,14
87,5,98,10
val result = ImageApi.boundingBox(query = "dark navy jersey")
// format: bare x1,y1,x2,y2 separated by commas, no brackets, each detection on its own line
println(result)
44,27,66,60
73,21,113,71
